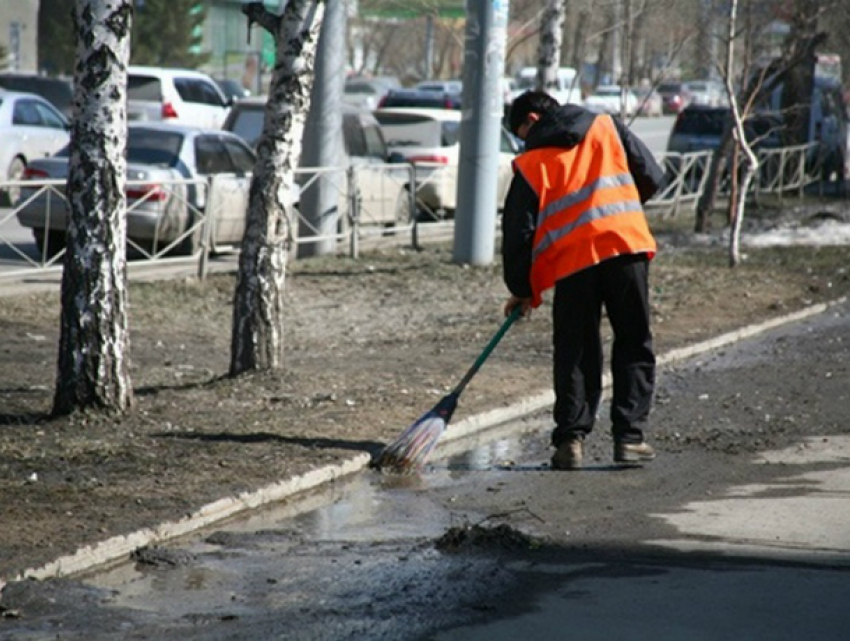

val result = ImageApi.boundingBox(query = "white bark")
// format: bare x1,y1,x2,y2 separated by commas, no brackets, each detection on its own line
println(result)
723,0,758,268
230,0,325,375
54,0,133,415
537,0,565,92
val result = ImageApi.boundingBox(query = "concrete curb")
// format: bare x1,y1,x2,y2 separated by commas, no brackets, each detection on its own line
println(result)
3,296,846,588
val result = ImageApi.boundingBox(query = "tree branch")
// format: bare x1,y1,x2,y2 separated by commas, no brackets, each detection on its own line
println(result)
242,1,281,37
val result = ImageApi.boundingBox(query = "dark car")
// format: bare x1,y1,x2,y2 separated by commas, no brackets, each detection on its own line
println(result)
377,88,461,110
667,105,781,153
0,74,74,118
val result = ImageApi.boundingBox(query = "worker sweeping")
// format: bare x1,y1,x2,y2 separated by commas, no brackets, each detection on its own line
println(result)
502,90,665,470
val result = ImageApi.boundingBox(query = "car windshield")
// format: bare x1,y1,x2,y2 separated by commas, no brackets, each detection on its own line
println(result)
127,129,183,165
596,87,620,97
375,113,459,147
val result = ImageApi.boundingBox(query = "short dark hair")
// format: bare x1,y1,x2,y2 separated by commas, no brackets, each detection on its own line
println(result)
508,90,560,135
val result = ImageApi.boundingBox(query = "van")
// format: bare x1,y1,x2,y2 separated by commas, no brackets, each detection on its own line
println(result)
513,66,582,105
127,66,231,129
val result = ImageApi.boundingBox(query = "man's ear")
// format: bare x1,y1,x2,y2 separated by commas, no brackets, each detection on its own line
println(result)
527,112,541,125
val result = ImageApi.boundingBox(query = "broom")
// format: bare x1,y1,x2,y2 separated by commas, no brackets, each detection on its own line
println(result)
372,306,522,473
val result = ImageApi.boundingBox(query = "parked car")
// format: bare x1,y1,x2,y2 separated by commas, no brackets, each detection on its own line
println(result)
342,76,401,111
584,85,639,117
377,88,462,110
222,98,409,227
634,87,663,117
373,107,520,218
0,74,74,118
16,123,256,258
0,89,70,206
127,66,231,129
657,81,690,114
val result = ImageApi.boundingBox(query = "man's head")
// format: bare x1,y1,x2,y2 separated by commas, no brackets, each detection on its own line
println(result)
508,90,560,139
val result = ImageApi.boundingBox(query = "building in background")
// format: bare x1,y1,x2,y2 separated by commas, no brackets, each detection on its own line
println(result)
0,0,39,73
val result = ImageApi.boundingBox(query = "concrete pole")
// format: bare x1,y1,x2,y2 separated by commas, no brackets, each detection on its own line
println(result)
298,0,346,258
452,0,509,266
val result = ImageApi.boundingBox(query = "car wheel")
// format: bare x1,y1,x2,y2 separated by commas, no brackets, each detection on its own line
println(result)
32,228,66,261
3,156,26,207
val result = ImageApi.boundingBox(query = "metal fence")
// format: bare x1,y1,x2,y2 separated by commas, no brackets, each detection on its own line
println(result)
0,142,828,282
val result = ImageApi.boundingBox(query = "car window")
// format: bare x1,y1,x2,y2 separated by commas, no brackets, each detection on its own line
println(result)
343,114,366,157
127,75,162,101
175,78,226,107
500,129,518,154
226,106,264,148
33,101,67,129
223,138,256,173
375,112,446,147
12,99,43,126
361,124,388,159
195,136,232,174
344,82,379,95
441,121,461,146
127,129,183,166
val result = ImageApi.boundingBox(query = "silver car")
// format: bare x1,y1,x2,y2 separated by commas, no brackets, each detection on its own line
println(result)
16,123,256,258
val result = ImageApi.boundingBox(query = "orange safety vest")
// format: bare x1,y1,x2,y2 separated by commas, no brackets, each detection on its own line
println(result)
512,114,656,308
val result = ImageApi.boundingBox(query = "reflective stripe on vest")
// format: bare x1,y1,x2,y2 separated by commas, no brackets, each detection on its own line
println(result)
512,115,656,307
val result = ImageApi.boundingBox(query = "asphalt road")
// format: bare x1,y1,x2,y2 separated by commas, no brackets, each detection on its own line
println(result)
2,297,847,640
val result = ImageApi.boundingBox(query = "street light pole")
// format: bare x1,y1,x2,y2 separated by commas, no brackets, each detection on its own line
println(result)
452,0,509,266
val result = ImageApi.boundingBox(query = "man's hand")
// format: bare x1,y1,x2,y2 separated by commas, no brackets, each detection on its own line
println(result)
504,295,533,319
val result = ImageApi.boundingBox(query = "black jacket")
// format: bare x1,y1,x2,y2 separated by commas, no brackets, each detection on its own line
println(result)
501,104,665,299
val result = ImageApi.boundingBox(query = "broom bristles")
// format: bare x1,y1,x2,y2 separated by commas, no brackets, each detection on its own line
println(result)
373,411,447,472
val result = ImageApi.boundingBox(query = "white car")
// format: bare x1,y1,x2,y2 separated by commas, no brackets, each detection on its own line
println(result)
584,85,639,117
0,89,70,206
127,66,231,129
374,107,520,219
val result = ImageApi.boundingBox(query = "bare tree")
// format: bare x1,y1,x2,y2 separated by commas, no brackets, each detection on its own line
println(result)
724,0,759,267
230,1,325,376
53,0,133,416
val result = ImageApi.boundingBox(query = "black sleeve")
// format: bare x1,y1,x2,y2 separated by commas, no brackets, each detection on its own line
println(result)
613,118,666,203
501,171,538,299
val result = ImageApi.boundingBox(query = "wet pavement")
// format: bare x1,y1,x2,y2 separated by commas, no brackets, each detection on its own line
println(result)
1,300,849,640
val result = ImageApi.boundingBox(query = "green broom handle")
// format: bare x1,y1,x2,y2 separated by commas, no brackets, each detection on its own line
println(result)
453,305,523,396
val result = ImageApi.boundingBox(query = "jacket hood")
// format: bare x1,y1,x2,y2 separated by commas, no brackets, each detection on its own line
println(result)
524,104,597,151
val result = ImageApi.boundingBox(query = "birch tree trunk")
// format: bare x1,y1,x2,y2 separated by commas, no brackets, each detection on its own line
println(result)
53,0,133,416
230,1,325,376
724,0,758,268
537,0,565,91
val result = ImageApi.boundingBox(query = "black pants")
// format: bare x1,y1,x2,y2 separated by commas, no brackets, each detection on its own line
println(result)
550,254,655,447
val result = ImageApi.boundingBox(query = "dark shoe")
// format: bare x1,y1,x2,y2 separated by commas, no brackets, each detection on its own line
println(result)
614,441,656,464
551,438,583,470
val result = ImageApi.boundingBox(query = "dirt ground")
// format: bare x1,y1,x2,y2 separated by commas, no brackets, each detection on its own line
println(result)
1,204,848,583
